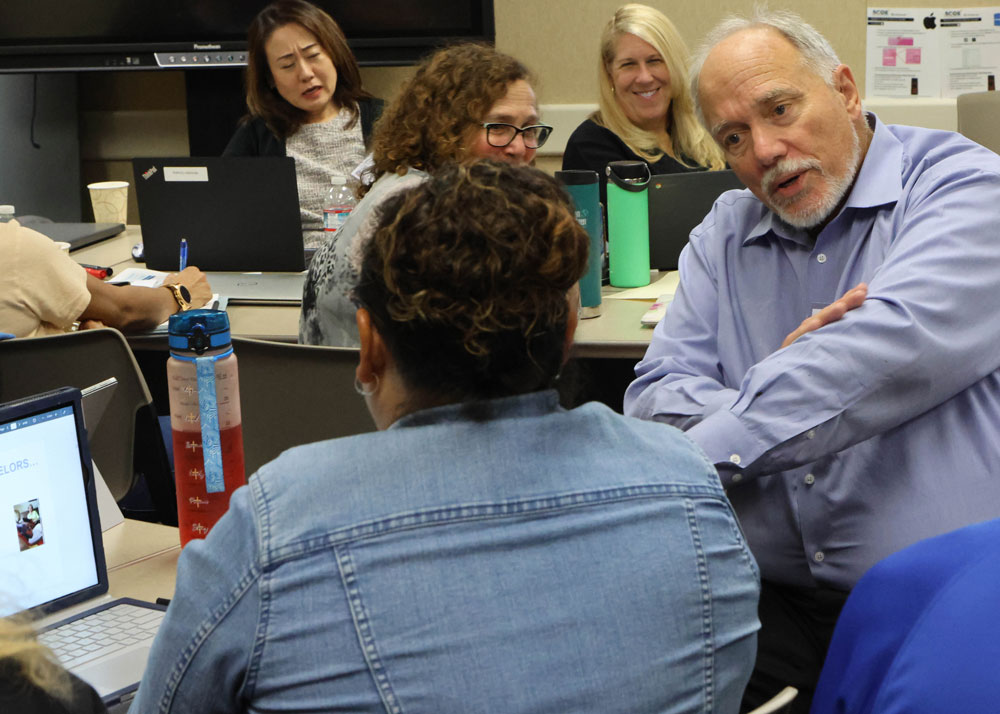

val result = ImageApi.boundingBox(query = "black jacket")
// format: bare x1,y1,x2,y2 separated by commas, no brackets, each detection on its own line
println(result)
561,118,702,208
222,96,384,157
0,661,107,714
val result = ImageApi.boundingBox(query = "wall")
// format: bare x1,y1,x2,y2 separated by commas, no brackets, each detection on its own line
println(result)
0,74,81,221
79,72,188,222
499,0,986,103
69,0,1000,220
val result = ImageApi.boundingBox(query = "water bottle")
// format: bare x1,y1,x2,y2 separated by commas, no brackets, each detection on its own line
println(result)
167,309,246,546
555,170,603,318
606,161,651,288
0,205,15,223
323,176,357,238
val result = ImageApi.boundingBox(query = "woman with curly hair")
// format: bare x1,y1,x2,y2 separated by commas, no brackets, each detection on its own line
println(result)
132,161,758,713
298,42,553,346
224,0,382,250
563,4,725,207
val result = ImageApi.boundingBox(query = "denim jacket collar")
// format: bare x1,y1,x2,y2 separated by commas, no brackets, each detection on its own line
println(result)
391,389,562,430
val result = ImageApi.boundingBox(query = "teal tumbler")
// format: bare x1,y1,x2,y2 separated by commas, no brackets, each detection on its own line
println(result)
606,161,651,288
555,169,602,318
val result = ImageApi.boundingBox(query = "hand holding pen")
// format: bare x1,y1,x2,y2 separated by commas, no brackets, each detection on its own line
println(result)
165,267,213,308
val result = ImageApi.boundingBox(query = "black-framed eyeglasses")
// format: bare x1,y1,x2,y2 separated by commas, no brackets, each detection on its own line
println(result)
482,122,553,149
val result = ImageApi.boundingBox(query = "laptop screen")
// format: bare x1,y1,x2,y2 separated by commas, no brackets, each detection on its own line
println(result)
647,170,746,271
0,391,102,616
133,156,306,272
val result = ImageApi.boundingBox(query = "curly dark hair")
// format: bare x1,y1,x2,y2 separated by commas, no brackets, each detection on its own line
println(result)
355,161,589,401
365,43,532,190
244,0,370,139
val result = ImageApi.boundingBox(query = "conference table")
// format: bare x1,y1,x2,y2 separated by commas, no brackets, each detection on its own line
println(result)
72,227,660,360
104,518,181,602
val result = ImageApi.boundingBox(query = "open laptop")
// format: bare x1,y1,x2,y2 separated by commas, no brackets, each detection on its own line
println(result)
132,156,306,273
17,218,126,251
203,271,306,304
647,169,745,270
0,387,166,706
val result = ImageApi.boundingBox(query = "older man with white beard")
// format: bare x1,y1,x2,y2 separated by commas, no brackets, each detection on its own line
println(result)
624,9,1000,713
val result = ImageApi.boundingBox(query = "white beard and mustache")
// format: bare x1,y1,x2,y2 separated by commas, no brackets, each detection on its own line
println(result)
760,126,862,230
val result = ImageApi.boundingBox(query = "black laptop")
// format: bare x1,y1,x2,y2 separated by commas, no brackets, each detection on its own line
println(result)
647,169,746,270
132,156,305,272
18,219,125,251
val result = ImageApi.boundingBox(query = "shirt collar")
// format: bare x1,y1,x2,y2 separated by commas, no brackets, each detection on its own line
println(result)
844,112,904,210
745,211,804,246
390,389,562,430
742,112,903,247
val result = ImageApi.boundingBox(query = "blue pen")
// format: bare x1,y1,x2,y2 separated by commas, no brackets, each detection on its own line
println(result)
179,238,188,271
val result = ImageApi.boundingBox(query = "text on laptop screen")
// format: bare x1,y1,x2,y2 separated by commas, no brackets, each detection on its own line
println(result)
0,404,99,615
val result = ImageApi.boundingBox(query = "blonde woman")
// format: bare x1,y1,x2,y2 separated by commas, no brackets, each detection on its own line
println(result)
0,617,106,712
562,3,724,205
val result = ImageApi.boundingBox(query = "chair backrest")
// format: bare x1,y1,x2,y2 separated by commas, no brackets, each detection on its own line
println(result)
231,337,375,476
746,686,798,714
0,328,152,501
957,91,1000,154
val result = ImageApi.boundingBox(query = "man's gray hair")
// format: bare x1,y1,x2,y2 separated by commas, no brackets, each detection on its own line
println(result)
689,9,841,126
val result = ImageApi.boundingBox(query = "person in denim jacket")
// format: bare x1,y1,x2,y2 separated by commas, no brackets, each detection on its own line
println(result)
131,161,759,714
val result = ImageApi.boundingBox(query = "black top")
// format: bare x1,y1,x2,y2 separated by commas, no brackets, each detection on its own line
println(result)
222,97,384,157
561,118,703,208
0,660,108,714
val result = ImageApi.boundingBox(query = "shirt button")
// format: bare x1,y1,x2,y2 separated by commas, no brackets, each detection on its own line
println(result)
806,429,816,440
729,454,742,465
804,473,815,485
814,551,825,562
816,253,827,263
731,473,742,483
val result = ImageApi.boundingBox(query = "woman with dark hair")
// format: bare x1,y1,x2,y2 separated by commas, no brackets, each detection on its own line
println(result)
298,41,553,346
223,0,382,249
131,161,759,713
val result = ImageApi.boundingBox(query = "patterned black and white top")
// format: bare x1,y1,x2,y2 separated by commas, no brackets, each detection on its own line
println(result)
299,168,429,347
286,110,366,250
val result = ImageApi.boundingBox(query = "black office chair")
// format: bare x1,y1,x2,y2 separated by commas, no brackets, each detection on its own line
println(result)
0,328,177,524
748,687,798,714
231,337,375,476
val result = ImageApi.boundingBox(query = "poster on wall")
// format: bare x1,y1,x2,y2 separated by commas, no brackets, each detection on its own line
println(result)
866,7,940,97
867,7,1000,98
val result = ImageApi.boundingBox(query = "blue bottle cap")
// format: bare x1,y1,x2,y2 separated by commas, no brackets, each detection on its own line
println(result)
168,308,231,354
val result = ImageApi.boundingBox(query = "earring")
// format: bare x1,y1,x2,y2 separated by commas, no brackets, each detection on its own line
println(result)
354,374,379,396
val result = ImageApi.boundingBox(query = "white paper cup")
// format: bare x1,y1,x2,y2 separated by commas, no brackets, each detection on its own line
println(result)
53,241,71,253
87,180,129,224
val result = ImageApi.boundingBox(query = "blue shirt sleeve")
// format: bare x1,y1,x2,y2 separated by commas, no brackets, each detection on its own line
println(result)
812,518,1000,714
626,144,1000,484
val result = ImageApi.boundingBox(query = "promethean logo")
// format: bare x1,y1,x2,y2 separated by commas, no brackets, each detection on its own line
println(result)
193,43,222,50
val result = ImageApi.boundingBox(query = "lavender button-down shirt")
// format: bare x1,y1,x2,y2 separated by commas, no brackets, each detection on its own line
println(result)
626,114,1000,590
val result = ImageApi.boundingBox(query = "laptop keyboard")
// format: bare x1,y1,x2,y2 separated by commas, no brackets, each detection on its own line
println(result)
39,603,165,669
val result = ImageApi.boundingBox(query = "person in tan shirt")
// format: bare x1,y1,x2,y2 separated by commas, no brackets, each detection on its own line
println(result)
0,220,211,338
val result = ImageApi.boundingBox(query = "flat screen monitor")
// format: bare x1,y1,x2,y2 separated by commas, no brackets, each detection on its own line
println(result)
0,0,495,71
